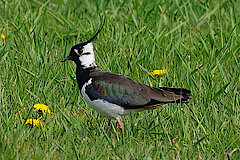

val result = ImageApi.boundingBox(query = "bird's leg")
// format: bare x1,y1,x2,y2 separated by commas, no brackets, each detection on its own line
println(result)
107,119,111,132
116,117,123,133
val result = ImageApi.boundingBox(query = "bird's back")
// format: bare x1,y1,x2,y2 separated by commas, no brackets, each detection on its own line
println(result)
83,68,191,111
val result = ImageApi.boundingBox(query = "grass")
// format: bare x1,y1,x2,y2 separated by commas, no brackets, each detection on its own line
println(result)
0,0,239,159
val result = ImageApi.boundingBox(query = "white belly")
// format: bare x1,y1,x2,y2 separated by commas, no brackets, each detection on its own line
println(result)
81,78,145,118
81,79,124,119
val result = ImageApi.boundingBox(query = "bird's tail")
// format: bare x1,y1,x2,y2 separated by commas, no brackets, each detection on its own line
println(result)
159,87,192,103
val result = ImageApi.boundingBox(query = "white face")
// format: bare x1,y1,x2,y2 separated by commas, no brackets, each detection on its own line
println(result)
75,42,96,68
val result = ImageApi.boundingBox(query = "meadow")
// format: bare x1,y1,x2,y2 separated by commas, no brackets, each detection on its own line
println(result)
0,0,239,159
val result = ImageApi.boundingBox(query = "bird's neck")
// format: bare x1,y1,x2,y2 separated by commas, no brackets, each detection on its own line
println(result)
76,65,96,90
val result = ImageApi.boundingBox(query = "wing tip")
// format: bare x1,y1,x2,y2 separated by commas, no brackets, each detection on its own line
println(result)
160,87,192,103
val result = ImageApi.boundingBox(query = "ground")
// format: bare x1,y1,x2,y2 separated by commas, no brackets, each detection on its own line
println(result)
0,0,239,159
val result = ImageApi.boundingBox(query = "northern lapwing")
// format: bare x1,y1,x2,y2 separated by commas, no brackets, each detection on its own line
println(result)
62,23,192,132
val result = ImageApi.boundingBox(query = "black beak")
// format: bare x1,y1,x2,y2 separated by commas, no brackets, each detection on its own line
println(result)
61,56,71,62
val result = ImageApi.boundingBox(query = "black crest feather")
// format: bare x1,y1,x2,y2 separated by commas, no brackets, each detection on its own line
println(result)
87,19,105,43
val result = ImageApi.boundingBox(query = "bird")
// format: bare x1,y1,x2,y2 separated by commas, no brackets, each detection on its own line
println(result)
62,22,192,132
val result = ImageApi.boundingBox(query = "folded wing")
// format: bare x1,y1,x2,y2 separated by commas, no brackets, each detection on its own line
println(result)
85,70,191,109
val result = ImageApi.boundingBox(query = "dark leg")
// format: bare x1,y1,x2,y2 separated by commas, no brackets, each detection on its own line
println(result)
107,119,111,132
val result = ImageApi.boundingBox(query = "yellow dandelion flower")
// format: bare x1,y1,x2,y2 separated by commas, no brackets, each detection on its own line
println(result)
33,103,51,115
151,70,167,75
1,34,5,39
25,119,42,127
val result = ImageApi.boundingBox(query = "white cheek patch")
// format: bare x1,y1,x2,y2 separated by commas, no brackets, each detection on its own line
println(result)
73,42,96,68
79,42,96,68
82,42,93,53
79,53,96,68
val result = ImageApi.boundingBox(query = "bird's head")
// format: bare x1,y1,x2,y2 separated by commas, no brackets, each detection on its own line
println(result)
62,22,104,69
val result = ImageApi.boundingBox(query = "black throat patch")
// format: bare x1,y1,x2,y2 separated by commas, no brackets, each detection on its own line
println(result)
76,66,96,90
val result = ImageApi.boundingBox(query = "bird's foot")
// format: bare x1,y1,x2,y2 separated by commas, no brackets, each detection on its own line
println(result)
116,117,123,133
